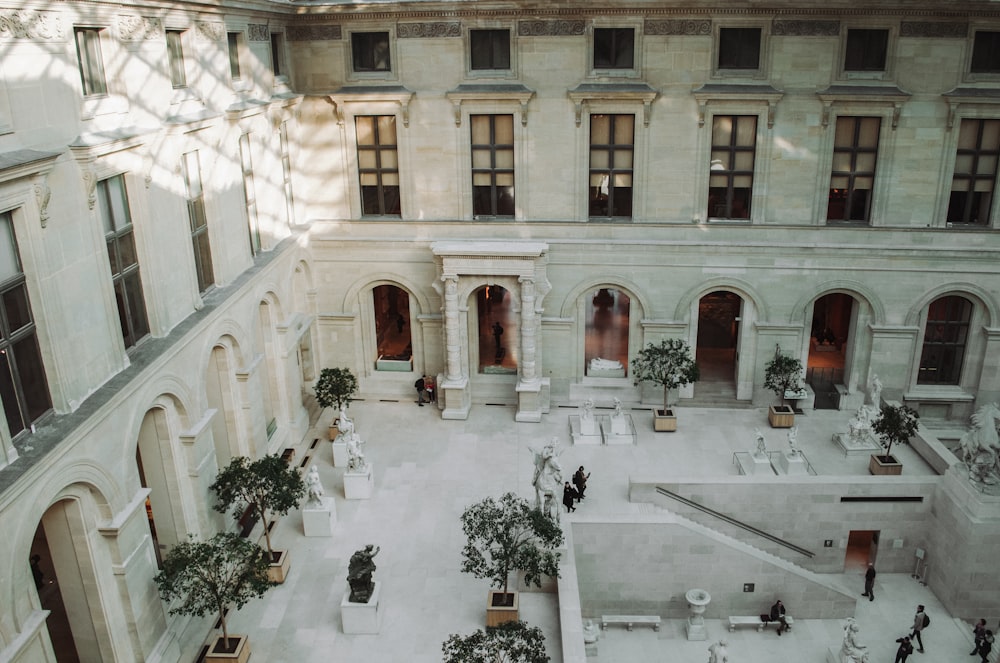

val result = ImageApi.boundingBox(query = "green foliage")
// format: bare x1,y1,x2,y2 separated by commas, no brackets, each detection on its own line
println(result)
460,492,563,595
442,620,550,663
630,339,700,410
154,532,273,649
763,348,804,405
872,403,920,459
210,454,305,556
313,367,358,411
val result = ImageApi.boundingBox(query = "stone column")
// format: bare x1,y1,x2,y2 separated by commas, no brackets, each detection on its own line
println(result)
440,275,470,419
516,276,549,422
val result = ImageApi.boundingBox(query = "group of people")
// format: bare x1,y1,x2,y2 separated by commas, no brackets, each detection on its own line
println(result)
892,605,928,662
562,466,591,513
414,374,435,406
970,618,995,662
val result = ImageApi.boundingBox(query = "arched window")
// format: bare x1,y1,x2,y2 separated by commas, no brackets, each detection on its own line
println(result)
918,295,972,385
373,284,412,370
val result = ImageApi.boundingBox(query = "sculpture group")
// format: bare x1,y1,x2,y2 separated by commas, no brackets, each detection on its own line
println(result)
531,438,564,522
960,402,1000,492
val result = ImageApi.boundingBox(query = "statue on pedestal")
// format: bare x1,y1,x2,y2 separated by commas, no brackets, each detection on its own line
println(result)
346,432,367,472
787,427,800,456
754,428,767,458
305,465,324,506
580,397,597,434
347,544,380,603
868,374,883,411
959,403,1000,492
840,618,870,663
531,437,563,522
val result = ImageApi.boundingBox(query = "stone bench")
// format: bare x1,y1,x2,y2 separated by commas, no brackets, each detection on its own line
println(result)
601,615,661,632
728,615,794,632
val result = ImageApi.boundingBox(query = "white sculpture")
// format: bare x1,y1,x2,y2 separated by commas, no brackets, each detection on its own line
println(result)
346,432,367,472
336,405,355,439
580,397,597,434
612,397,624,419
531,437,564,522
707,639,729,663
840,618,870,663
787,426,800,456
589,357,624,371
868,374,883,411
848,404,877,443
754,428,767,457
305,464,324,506
583,619,599,644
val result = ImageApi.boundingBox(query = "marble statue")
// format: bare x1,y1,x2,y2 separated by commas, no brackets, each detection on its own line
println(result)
305,464,324,506
787,427,800,456
347,544,380,603
754,428,767,457
337,405,354,438
707,639,729,663
960,403,1000,492
583,619,599,644
839,618,870,663
868,374,883,410
612,397,624,419
531,437,563,522
580,397,597,434
589,357,624,371
346,432,367,472
848,404,877,444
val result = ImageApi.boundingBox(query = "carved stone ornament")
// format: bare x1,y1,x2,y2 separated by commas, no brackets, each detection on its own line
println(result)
34,180,51,228
195,21,224,43
397,22,461,38
118,15,162,42
771,20,840,37
517,20,585,37
287,24,342,42
644,19,711,36
0,9,65,41
82,167,98,210
900,22,968,39
248,24,269,42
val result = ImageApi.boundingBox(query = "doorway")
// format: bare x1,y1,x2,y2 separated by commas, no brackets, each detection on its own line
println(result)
845,530,879,572
585,287,630,376
807,293,855,409
696,291,742,397
476,285,517,374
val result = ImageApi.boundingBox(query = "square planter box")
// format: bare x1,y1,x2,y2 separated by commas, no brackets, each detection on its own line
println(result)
205,635,250,663
653,408,677,432
869,454,902,476
267,549,290,584
768,405,795,428
486,590,519,627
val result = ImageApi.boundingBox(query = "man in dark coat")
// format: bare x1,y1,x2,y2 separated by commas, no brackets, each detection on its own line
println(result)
894,636,914,663
862,562,876,601
770,599,789,636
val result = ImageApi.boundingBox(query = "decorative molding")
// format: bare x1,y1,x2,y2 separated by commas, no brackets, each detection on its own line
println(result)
0,10,65,41
33,179,51,228
195,21,224,43
644,19,711,36
446,84,535,127
397,22,460,38
771,20,840,37
691,84,784,128
517,20,585,37
817,85,911,129
567,83,658,127
82,166,98,210
287,24,342,41
900,22,968,39
117,15,162,42
248,24,269,42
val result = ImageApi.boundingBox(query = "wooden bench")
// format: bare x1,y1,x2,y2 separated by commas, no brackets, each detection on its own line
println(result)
728,615,794,632
601,615,661,632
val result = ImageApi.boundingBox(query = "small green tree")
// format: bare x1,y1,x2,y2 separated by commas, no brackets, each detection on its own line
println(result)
630,339,700,412
763,347,804,407
154,532,273,652
460,492,562,596
442,620,550,663
314,367,358,412
872,403,920,461
210,454,305,558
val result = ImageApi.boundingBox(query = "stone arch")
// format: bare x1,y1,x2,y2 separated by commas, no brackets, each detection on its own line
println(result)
203,333,250,461
790,280,885,327
341,272,434,316
904,282,998,328
673,277,768,324
559,276,651,319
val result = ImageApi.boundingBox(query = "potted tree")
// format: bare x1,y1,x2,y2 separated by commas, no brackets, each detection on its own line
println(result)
460,492,562,627
154,532,273,663
442,620,550,663
631,338,700,432
763,347,804,428
870,403,919,476
210,454,305,583
314,367,358,440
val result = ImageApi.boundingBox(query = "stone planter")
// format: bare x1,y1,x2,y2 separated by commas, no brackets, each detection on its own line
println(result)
869,454,902,476
267,549,290,584
768,405,795,428
204,635,250,663
653,408,677,432
486,589,519,627
685,588,711,641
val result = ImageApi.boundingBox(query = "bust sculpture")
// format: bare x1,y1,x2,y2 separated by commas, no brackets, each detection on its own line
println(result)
347,544,380,603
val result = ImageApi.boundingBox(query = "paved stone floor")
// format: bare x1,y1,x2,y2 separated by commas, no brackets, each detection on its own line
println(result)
215,399,982,663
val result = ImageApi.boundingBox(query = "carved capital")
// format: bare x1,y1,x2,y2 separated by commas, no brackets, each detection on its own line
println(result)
34,179,51,228
82,166,98,210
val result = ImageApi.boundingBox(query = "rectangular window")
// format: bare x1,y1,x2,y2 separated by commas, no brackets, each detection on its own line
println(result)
828,116,880,224
471,114,514,217
971,31,1000,74
356,116,400,216
845,29,888,72
594,28,635,70
97,176,149,349
182,151,214,292
270,32,285,77
589,114,634,218
947,118,1000,225
74,27,108,96
709,115,756,220
0,212,52,437
280,122,295,225
239,134,261,255
227,32,242,81
166,30,187,88
470,29,510,71
718,28,761,70
918,296,972,385
351,32,391,72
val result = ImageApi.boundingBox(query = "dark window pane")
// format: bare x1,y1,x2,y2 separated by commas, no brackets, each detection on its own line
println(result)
971,31,1000,73
196,235,214,292
352,32,391,72
114,281,130,345
496,187,515,216
471,30,510,70
594,28,634,69
14,335,50,422
0,350,23,436
3,285,31,333
125,273,149,341
227,33,241,79
918,295,971,385
718,28,761,70
845,29,888,72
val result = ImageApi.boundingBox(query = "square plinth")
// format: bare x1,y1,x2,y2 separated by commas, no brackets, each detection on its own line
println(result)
569,415,604,445
302,497,336,536
745,453,773,475
344,464,374,499
341,581,383,634
331,440,348,467
777,451,808,475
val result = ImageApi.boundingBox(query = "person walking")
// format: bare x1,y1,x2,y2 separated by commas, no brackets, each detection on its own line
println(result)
562,482,577,513
895,636,914,663
972,618,987,656
770,599,789,636
910,604,927,653
573,466,590,501
979,631,994,663
862,562,876,601
414,376,427,406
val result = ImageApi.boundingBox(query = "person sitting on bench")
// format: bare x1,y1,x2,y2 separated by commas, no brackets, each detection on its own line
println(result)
770,599,789,636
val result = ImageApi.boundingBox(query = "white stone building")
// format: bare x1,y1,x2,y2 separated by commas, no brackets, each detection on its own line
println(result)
0,0,998,660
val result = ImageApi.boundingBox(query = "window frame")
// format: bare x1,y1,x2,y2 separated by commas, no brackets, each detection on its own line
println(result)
966,28,1000,81
587,113,636,220
165,29,188,89
916,295,974,386
839,24,896,81
354,115,402,218
825,115,882,226
74,26,109,97
181,150,215,293
238,133,261,255
707,114,757,221
270,31,287,79
589,20,643,79
469,28,512,74
470,113,516,219
714,24,767,79
945,117,1000,227
346,29,397,81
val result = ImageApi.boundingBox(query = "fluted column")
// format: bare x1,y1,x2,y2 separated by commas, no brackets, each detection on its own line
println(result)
519,276,538,383
443,275,462,381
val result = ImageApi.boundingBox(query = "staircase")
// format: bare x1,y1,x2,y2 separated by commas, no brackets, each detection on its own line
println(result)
687,380,753,409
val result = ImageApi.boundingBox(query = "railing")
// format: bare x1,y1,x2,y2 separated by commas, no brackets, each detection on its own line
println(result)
655,486,815,558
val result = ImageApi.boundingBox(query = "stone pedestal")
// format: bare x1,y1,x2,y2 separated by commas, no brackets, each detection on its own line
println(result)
515,378,550,422
302,497,336,537
341,581,383,634
332,439,348,467
602,415,635,445
777,451,808,475
569,415,604,445
344,464,374,500
833,432,880,456
747,453,772,475
685,588,711,641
